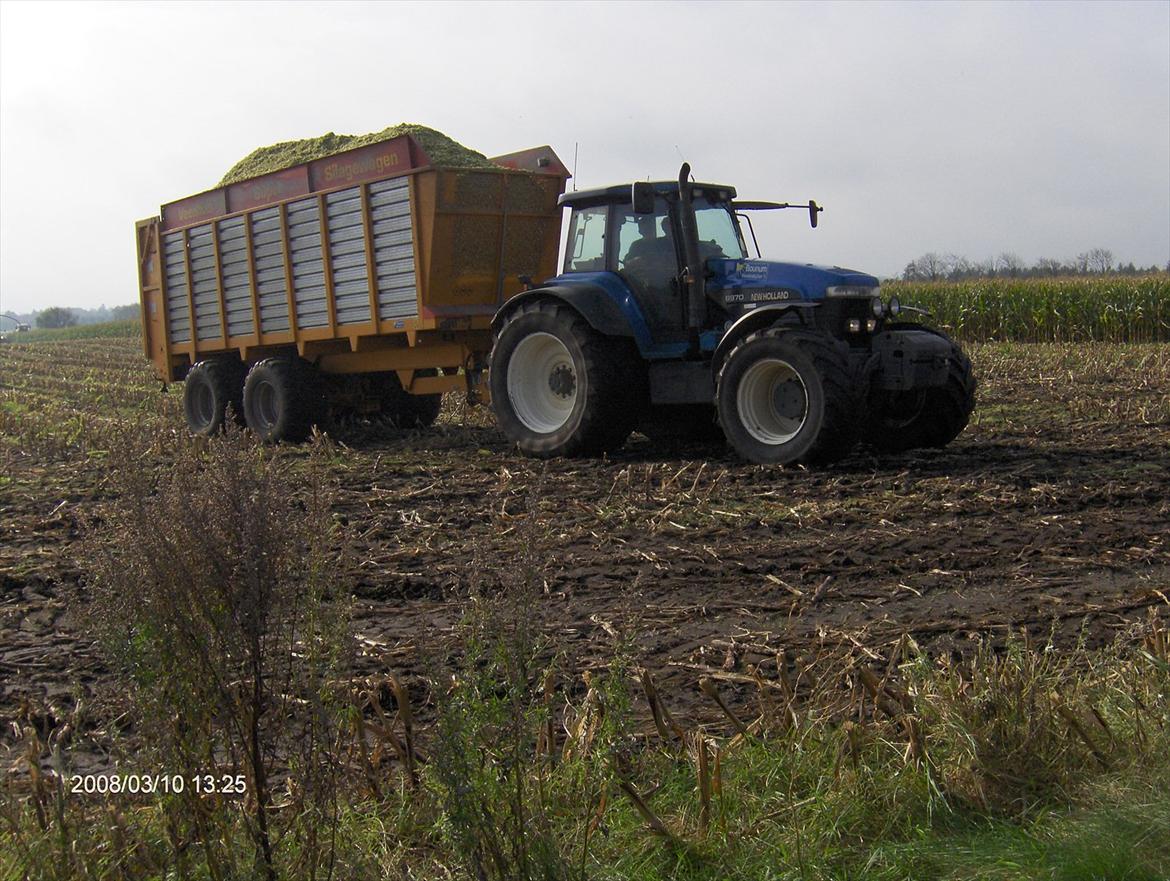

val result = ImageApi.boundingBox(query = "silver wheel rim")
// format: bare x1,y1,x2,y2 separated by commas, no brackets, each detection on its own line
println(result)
506,332,577,434
256,380,279,429
736,358,808,445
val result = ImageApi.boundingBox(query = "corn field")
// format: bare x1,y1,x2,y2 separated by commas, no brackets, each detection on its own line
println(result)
887,275,1170,343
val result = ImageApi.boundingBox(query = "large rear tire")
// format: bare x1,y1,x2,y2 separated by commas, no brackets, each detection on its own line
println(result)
863,327,976,452
182,358,245,436
489,300,641,457
242,357,321,443
716,329,860,466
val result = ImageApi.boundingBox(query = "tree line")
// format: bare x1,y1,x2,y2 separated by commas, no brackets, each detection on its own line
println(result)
901,249,1169,282
30,303,140,329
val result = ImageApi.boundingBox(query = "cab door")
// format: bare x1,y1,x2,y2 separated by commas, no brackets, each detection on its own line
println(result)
612,200,687,343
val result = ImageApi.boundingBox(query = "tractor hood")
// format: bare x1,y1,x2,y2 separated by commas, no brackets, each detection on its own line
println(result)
707,258,879,305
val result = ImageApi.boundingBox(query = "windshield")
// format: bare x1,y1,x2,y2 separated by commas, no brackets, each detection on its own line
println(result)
694,198,746,260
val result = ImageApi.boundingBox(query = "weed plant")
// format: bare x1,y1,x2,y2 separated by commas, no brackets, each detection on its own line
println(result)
83,426,348,880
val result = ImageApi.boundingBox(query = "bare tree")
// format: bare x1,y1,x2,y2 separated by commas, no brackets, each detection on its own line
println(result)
1086,248,1114,274
920,252,947,280
995,252,1025,277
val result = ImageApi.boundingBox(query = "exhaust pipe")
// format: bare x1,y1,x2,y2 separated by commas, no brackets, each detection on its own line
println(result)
677,163,705,358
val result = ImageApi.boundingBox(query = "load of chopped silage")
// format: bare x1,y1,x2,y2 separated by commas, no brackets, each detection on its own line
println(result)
218,123,495,186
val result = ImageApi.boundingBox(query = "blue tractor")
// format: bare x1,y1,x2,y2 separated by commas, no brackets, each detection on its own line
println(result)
488,165,975,466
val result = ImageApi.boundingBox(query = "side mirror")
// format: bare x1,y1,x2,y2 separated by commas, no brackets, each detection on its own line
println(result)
808,200,822,229
631,181,655,215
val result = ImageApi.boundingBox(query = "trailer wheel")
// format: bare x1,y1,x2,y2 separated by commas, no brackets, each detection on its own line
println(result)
864,328,976,452
374,370,443,428
242,358,320,443
490,300,639,457
182,358,244,436
716,329,860,465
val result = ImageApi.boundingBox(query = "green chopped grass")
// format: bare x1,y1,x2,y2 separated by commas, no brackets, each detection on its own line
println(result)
219,122,494,185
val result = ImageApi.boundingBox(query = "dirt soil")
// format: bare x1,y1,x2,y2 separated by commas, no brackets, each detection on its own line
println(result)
1,340,1167,771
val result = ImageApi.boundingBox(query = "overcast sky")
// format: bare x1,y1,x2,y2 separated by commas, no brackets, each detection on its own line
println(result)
1,0,1167,315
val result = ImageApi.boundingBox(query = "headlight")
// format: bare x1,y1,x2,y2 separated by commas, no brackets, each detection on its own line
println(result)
826,285,881,298
888,295,901,316
871,297,885,318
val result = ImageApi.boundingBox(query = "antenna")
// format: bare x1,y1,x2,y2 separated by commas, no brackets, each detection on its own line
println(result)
572,142,578,191
674,144,694,180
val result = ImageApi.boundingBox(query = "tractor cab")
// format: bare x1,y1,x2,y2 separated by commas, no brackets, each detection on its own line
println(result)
559,182,745,347
554,178,885,355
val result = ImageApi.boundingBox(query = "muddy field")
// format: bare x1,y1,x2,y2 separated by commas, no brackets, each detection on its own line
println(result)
1,337,1167,769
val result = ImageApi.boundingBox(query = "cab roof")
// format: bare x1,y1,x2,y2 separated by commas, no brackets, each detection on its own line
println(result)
558,181,737,209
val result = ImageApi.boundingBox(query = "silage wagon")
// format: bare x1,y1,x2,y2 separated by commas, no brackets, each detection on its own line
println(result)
134,135,569,439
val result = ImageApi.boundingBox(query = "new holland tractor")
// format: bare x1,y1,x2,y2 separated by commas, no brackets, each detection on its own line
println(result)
489,164,976,466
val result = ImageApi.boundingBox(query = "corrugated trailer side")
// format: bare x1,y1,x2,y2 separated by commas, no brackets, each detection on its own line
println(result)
136,135,568,398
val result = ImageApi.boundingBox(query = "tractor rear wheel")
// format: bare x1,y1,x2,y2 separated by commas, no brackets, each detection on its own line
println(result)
863,327,975,452
182,358,244,436
716,329,860,465
242,357,321,443
490,300,640,457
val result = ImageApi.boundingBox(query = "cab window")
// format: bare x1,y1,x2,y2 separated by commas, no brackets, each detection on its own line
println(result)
694,199,747,260
615,200,676,278
565,206,608,272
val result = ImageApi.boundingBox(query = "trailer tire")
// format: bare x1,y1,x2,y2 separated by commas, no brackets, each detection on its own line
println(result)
490,300,639,457
374,370,443,429
242,357,320,443
863,327,976,453
716,329,860,465
182,358,245,436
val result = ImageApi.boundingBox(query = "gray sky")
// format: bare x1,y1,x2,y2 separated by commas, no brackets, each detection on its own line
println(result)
1,0,1167,314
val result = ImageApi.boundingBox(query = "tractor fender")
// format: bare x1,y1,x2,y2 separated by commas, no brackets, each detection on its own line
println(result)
491,285,636,338
711,303,818,370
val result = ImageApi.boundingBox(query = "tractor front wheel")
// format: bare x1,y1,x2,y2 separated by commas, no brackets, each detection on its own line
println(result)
717,329,860,466
863,328,976,452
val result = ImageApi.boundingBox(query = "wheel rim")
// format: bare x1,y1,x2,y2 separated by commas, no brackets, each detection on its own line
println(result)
736,358,808,445
191,381,216,429
255,379,279,430
506,332,577,434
